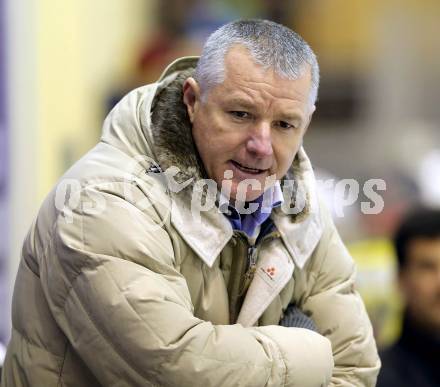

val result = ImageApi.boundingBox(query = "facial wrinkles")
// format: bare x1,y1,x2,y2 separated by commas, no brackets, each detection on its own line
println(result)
224,78,307,123
222,45,312,104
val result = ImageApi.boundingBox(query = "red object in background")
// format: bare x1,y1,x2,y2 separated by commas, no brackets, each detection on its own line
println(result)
138,32,176,72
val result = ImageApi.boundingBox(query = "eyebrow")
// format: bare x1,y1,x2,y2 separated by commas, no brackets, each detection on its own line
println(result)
279,112,305,124
224,98,255,110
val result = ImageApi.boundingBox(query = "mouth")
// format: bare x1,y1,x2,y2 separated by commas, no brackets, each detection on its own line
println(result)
230,160,268,175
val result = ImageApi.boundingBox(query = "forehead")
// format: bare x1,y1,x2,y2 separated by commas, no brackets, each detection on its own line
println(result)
407,237,440,263
211,45,312,111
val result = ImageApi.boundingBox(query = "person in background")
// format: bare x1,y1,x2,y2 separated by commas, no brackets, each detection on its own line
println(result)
377,207,440,387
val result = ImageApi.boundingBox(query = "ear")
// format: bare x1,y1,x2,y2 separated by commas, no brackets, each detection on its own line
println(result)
397,269,410,302
182,77,201,124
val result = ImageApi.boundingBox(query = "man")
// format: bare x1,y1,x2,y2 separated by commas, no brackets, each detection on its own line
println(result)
2,20,379,386
377,207,440,387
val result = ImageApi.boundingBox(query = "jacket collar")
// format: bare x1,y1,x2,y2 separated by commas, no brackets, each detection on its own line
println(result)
102,56,323,269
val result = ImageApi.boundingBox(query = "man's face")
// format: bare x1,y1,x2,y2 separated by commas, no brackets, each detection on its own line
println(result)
183,45,314,202
399,237,440,333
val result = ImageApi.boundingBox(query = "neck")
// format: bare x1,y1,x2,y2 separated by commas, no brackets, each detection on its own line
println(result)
400,311,440,355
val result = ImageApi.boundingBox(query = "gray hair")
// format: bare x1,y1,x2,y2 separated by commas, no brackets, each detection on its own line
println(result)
194,19,320,107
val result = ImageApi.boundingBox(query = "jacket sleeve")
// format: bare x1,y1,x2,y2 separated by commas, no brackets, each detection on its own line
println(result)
299,203,381,386
39,185,333,387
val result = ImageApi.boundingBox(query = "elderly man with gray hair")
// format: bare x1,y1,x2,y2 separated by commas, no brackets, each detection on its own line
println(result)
2,20,379,386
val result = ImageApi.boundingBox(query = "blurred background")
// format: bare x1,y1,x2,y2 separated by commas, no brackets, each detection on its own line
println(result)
1,0,439,356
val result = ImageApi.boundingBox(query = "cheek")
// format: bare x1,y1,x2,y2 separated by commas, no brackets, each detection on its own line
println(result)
194,114,230,144
404,276,434,301
274,138,300,170
193,114,222,150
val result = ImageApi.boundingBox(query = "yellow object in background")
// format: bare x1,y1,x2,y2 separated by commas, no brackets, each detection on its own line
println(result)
349,238,403,349
36,0,154,201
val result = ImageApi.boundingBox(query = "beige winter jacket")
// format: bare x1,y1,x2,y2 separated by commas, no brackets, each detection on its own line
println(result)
2,57,380,387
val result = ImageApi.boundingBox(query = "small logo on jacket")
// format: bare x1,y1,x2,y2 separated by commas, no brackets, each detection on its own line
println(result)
262,266,276,280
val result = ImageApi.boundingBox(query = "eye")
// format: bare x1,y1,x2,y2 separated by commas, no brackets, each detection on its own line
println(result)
229,111,251,119
275,121,295,130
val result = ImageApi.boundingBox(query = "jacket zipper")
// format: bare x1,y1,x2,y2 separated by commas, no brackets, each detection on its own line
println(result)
237,231,280,295
243,246,257,286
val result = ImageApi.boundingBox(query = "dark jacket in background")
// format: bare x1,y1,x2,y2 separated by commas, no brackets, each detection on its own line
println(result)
377,314,440,387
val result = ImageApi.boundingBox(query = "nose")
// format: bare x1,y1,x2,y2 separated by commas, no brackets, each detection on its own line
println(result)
246,121,273,157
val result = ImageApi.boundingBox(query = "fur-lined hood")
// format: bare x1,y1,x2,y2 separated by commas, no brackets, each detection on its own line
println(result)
101,56,323,269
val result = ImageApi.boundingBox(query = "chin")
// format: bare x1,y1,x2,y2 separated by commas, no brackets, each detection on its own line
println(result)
230,188,263,203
